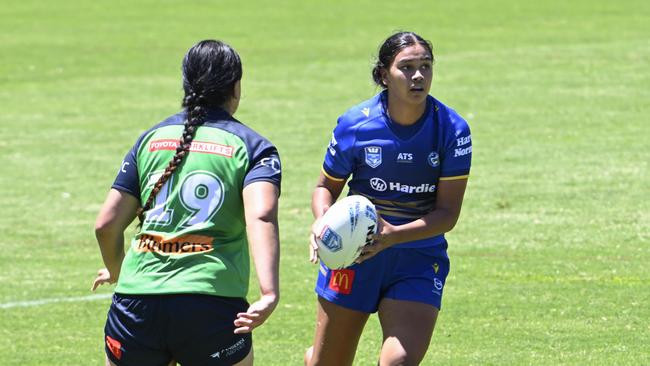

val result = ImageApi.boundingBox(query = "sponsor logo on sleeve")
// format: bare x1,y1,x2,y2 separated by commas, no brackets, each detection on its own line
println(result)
328,269,355,295
456,135,471,147
454,146,472,157
259,157,281,173
149,139,233,157
361,107,370,117
364,146,382,168
427,152,440,168
327,133,338,156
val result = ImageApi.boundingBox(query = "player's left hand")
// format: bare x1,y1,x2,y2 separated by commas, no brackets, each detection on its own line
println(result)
354,217,396,264
234,293,278,334
91,268,117,291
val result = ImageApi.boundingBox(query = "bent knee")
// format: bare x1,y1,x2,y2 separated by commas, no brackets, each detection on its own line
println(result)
380,352,422,366
380,338,427,366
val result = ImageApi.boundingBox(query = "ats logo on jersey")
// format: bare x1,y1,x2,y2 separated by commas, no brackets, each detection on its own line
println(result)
396,152,413,163
328,269,355,295
364,146,382,168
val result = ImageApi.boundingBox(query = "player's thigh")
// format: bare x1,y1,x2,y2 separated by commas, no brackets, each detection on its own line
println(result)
307,296,370,366
378,298,439,366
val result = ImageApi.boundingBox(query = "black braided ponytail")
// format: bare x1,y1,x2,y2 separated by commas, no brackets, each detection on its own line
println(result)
136,40,243,225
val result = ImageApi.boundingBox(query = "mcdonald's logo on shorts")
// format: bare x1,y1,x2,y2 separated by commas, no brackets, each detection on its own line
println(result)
328,269,355,295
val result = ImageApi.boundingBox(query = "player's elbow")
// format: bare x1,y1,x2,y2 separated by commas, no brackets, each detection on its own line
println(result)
94,217,120,242
439,208,461,233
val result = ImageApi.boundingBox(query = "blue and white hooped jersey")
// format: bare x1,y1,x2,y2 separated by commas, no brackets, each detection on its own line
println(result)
322,91,472,250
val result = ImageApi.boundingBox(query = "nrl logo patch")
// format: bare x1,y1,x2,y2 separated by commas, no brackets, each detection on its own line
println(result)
364,146,382,168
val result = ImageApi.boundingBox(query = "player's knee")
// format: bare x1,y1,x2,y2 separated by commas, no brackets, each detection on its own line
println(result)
380,340,426,366
380,353,420,366
304,346,313,366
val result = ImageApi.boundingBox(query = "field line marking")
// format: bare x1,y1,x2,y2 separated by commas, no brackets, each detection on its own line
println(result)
0,293,112,309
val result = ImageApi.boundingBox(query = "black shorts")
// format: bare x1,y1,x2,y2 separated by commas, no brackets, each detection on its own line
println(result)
104,293,251,366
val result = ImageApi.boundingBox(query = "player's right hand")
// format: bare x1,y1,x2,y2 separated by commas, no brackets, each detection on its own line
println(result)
233,293,279,334
91,268,117,291
309,205,329,264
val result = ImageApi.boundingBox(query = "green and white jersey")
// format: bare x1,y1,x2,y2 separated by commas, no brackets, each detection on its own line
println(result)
111,108,281,297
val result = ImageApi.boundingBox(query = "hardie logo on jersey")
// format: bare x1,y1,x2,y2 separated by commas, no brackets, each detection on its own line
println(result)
149,139,233,158
370,177,388,192
427,152,440,168
361,107,370,117
364,146,382,168
370,178,436,193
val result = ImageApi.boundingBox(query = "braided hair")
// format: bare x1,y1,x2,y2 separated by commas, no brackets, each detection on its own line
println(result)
136,40,243,225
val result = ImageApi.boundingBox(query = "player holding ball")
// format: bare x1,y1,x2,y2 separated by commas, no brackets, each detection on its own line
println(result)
306,31,472,366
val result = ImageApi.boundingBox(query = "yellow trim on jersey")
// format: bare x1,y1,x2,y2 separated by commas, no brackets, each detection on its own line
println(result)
321,167,346,182
439,175,469,181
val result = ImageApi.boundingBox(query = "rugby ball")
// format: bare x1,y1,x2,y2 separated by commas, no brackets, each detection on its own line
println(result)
315,195,378,269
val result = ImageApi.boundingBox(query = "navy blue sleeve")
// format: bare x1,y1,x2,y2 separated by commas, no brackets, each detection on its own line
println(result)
111,144,141,199
322,117,355,181
243,145,282,192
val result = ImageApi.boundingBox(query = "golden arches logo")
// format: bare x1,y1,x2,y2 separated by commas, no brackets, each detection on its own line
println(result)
332,272,349,288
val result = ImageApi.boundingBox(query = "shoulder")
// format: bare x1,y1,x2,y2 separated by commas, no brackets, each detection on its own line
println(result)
433,97,470,137
205,117,277,152
202,113,279,166
336,93,385,134
132,111,186,151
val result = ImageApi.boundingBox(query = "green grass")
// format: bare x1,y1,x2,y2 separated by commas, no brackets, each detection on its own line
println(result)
1,0,649,364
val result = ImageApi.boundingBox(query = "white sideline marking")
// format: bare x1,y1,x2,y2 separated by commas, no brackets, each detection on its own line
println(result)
0,293,112,309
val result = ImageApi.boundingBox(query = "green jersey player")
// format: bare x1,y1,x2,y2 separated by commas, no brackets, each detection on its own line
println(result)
92,40,281,366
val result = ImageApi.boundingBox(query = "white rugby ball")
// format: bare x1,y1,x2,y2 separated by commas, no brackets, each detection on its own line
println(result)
315,195,378,269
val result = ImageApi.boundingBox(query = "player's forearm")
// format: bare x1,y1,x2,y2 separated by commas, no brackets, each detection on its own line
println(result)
311,186,337,218
388,208,460,245
247,218,280,299
243,182,280,299
95,228,125,277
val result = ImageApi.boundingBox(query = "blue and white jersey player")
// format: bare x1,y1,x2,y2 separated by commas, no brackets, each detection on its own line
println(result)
305,31,472,366
316,89,471,309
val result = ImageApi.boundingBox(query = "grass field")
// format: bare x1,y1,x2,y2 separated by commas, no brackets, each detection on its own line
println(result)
1,0,649,364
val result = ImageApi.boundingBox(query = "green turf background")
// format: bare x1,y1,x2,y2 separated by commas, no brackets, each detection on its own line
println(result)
1,0,648,364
